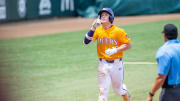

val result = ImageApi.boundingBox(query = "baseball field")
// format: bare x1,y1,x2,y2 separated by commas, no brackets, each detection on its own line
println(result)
0,18,180,101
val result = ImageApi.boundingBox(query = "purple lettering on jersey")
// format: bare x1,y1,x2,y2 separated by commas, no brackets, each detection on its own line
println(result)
97,38,117,45
113,40,118,45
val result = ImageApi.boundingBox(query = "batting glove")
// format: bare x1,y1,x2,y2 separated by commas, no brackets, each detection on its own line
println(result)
105,47,117,56
90,19,101,31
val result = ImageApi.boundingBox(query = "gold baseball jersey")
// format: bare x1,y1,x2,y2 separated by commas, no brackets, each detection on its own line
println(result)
93,25,131,60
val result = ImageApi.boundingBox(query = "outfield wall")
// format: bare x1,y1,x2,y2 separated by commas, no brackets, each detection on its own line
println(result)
0,0,180,22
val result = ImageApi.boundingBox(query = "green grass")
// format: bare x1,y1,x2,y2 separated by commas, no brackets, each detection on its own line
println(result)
0,19,180,101
122,20,180,62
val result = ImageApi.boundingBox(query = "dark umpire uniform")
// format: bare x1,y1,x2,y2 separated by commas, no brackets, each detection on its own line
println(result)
146,24,180,101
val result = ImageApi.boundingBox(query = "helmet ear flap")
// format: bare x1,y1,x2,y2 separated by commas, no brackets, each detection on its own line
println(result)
109,16,114,23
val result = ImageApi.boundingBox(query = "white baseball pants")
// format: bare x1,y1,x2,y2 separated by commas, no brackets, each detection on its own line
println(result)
97,59,129,101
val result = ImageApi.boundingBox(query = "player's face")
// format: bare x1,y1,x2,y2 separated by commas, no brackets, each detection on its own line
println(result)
100,12,110,23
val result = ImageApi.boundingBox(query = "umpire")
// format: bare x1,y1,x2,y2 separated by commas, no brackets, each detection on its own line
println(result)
146,24,180,101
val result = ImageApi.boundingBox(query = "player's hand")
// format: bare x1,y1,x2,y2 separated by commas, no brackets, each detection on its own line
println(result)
105,47,117,56
90,19,101,31
146,96,153,101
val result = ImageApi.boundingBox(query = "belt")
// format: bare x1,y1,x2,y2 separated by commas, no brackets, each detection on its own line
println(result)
99,58,122,63
163,84,180,88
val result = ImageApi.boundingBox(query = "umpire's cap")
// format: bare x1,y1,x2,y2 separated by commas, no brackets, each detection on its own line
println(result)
98,8,114,23
162,24,178,39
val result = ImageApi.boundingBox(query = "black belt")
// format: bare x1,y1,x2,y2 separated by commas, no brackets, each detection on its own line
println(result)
163,84,180,88
99,58,122,63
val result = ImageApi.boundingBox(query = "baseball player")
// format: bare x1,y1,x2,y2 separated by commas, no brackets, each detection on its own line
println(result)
83,8,132,101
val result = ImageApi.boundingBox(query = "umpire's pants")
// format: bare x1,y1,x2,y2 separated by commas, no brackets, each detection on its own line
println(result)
160,85,180,101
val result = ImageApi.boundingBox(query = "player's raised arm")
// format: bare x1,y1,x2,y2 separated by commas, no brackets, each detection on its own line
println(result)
83,19,101,45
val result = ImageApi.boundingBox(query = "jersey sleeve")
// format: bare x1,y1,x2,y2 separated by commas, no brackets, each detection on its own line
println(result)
92,28,99,41
118,29,131,44
156,49,171,75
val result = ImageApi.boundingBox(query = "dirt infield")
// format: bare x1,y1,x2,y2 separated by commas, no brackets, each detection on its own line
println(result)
0,13,180,39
